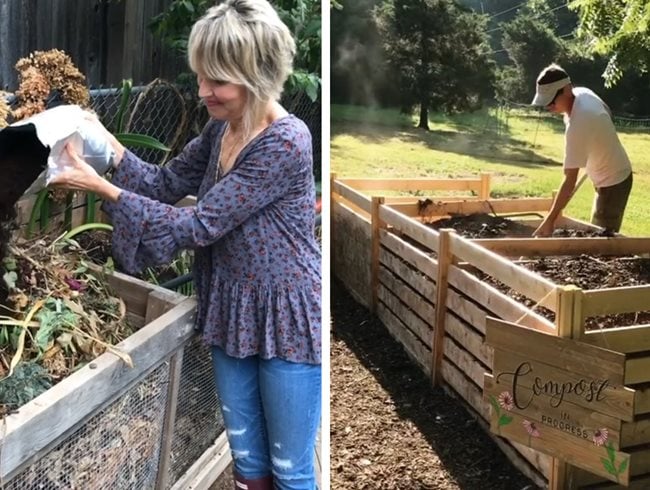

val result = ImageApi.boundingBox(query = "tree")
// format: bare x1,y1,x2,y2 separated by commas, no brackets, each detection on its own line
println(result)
570,0,650,86
496,12,564,103
375,0,494,129
149,0,321,100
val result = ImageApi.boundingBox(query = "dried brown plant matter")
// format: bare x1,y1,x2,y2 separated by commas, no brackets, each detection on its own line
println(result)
13,49,90,121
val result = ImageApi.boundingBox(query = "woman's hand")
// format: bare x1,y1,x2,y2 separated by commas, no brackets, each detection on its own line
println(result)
83,110,125,167
49,143,122,202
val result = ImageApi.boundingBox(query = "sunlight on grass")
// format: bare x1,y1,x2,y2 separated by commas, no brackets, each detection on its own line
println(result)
331,104,650,236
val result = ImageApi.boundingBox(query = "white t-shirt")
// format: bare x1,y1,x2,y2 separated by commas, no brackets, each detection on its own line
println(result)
564,87,631,188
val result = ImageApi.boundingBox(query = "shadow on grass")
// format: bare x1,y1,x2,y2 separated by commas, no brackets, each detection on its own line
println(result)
331,279,540,490
332,118,561,168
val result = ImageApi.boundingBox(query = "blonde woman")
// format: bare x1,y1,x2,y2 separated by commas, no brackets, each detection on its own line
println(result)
51,1,321,489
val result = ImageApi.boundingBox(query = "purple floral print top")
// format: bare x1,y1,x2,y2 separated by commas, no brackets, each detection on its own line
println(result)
102,116,321,364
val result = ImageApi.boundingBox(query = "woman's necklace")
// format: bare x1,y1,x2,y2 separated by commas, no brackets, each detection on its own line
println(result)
218,123,243,179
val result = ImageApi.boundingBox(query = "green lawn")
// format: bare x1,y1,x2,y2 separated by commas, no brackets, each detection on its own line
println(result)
331,104,650,236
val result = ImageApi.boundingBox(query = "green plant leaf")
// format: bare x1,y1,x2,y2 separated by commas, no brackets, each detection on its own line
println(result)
606,441,616,463
601,457,616,475
488,395,500,415
115,133,171,151
498,414,513,427
116,79,133,133
3,256,17,271
618,457,629,475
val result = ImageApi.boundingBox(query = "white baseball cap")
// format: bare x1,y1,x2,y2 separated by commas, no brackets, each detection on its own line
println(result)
531,77,571,106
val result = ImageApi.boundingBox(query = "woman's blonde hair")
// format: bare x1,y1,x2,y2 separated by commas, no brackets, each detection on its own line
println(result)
188,0,296,136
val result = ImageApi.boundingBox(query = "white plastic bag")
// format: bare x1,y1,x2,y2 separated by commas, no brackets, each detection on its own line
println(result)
11,105,115,195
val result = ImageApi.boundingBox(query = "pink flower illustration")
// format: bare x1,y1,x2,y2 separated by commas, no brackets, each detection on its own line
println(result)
593,428,609,446
498,391,514,411
523,420,540,438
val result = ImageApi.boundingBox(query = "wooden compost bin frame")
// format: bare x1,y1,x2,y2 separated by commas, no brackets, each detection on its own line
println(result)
332,175,650,489
0,268,230,489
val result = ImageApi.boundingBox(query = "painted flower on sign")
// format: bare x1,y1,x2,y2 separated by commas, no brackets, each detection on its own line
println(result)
593,428,609,446
498,391,514,411
523,420,540,437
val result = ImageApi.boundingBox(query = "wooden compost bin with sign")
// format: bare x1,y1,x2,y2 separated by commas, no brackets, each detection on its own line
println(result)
0,270,231,489
332,174,650,489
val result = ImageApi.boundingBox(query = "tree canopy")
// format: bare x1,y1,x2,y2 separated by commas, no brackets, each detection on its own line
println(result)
374,0,494,129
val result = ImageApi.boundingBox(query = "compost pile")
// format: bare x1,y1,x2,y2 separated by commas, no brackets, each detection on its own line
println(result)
479,254,650,329
428,213,535,237
331,281,538,490
427,213,613,239
0,232,135,418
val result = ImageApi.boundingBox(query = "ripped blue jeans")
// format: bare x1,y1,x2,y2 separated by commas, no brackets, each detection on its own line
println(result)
211,347,321,490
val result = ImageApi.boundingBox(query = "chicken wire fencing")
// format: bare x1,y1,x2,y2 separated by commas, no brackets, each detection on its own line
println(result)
167,337,224,487
5,362,171,490
3,81,322,180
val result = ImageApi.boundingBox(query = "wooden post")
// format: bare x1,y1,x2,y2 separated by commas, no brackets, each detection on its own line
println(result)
330,172,337,281
480,172,491,200
370,196,385,312
432,228,453,385
549,285,581,490
155,348,185,489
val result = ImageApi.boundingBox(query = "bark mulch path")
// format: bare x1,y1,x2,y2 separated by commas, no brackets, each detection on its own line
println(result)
331,281,539,490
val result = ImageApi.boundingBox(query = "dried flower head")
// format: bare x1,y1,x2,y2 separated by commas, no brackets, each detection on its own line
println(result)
0,95,10,128
12,49,90,121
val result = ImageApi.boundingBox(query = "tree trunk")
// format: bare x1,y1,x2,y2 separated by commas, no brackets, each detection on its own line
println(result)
418,103,429,130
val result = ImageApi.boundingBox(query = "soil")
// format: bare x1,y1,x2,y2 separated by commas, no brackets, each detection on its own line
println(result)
331,280,539,490
426,213,614,239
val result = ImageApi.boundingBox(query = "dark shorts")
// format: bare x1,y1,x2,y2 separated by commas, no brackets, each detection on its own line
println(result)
591,172,633,232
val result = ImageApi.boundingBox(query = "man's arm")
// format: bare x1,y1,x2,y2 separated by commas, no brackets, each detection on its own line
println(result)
534,167,579,237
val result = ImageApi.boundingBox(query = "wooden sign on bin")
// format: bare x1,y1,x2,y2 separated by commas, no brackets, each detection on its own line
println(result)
483,317,635,486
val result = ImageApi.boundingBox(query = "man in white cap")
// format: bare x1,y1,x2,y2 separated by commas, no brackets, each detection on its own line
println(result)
531,63,633,236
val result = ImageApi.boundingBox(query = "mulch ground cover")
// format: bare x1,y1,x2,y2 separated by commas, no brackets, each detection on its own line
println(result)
331,280,540,490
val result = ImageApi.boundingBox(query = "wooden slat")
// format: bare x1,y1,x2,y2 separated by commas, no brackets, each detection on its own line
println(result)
449,234,557,311
169,431,232,490
626,356,650,385
582,286,650,317
332,180,372,213
380,230,438,280
621,417,650,447
491,347,634,422
474,237,650,258
411,197,554,218
445,314,492,366
382,195,481,204
447,265,556,334
636,386,650,415
446,288,489,334
581,324,650,354
444,336,487,389
440,358,488,419
378,266,435,328
379,248,437,301
0,298,197,481
572,448,650,487
338,177,482,192
379,205,440,252
377,285,433,348
370,196,384,312
377,303,431,373
489,408,631,486
486,319,626,384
